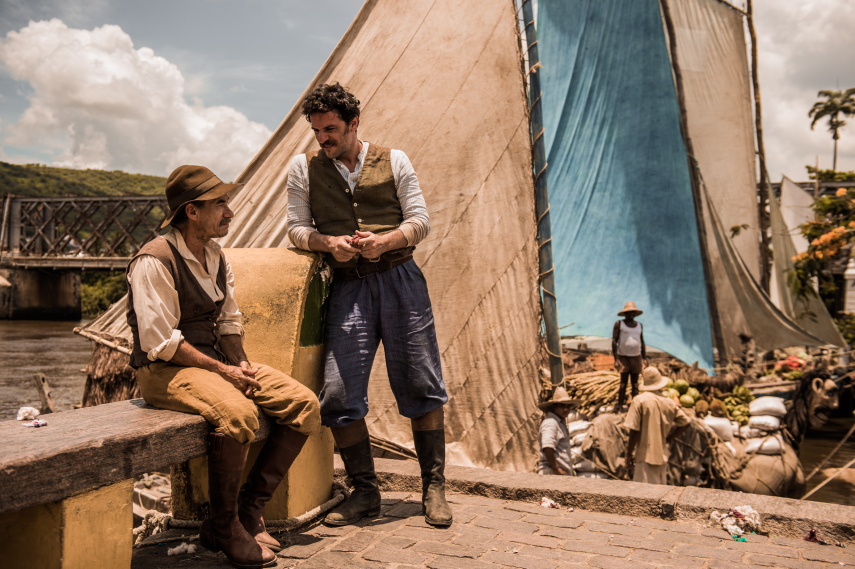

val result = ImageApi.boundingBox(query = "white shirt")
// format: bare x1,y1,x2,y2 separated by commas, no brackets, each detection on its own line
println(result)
537,412,574,474
285,141,430,249
127,227,244,362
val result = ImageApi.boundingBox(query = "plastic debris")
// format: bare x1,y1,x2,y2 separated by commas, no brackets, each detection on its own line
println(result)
732,536,748,542
710,506,762,536
22,419,48,428
167,542,197,556
805,528,829,545
540,497,560,509
16,407,40,421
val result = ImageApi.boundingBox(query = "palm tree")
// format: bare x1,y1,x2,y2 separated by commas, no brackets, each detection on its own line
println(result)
809,88,855,171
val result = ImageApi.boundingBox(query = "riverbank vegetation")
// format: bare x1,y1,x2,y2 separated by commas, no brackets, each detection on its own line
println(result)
0,161,165,197
81,271,127,319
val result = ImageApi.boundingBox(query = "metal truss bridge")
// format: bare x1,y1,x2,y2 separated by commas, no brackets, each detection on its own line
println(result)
0,194,167,270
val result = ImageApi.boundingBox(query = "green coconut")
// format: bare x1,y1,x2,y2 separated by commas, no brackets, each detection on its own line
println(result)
673,379,690,395
687,387,701,401
679,394,696,408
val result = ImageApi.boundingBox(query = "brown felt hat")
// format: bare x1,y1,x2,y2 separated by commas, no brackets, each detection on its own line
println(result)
537,386,580,410
159,165,242,229
618,301,643,316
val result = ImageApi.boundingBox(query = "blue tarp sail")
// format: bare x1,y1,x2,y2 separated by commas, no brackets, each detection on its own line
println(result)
538,0,715,368
538,0,836,368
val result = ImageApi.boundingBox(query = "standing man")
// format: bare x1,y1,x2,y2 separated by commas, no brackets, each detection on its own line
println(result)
612,301,647,411
286,83,451,527
624,367,690,485
128,165,322,568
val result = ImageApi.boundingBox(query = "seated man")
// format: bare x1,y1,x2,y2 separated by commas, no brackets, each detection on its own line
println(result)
127,165,321,568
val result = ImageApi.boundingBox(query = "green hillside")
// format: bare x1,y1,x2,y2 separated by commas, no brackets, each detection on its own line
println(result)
0,161,166,197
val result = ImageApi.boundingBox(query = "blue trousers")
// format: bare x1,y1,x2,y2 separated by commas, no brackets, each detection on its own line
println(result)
319,260,447,428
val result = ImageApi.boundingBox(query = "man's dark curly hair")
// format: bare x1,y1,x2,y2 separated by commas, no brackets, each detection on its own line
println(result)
301,83,361,125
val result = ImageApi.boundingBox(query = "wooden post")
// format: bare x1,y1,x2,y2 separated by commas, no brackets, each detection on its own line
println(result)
521,0,565,387
33,372,57,414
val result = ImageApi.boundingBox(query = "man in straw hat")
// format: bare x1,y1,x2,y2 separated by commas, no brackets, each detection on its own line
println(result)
537,387,580,475
612,301,648,411
286,83,451,528
624,366,690,485
127,165,322,568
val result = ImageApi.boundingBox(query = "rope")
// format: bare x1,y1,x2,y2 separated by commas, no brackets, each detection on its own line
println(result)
133,483,347,546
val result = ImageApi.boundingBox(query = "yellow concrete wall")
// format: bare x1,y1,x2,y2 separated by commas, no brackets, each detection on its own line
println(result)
0,480,133,569
214,248,332,518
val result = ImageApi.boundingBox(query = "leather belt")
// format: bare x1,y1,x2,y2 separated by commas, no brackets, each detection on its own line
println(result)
334,253,413,281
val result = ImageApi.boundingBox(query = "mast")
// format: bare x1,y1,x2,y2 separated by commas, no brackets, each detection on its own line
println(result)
520,0,564,386
659,0,727,368
746,0,772,293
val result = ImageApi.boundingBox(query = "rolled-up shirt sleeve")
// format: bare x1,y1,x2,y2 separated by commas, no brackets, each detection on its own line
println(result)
127,256,184,362
391,150,430,247
216,255,244,337
285,154,316,250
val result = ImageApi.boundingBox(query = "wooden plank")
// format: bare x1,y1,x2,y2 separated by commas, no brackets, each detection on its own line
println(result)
0,398,272,515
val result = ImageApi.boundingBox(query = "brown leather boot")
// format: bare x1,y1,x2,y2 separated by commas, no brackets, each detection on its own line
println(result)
239,427,308,551
413,428,453,527
199,433,277,569
324,437,381,526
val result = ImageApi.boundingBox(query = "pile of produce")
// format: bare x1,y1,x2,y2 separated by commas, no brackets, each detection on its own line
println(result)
664,378,701,409
723,385,755,425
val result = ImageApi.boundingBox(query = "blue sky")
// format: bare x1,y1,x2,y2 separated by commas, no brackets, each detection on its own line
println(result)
0,0,853,181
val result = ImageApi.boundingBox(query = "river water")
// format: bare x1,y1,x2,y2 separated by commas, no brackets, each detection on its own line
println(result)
0,320,852,505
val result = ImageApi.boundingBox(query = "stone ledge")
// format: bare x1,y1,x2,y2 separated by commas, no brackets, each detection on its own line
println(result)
335,456,855,542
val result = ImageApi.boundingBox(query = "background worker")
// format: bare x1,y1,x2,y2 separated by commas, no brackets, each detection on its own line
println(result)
286,83,451,527
612,301,647,411
624,366,690,485
536,386,579,475
128,165,321,568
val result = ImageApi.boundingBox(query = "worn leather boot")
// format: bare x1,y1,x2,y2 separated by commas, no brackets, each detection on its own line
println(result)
199,433,277,569
239,427,308,551
413,428,453,527
324,437,381,526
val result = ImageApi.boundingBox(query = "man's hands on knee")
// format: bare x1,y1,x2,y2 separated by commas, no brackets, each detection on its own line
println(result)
217,361,261,397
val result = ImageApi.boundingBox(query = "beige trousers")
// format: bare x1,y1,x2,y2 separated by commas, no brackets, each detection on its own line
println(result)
137,361,321,444
633,461,668,485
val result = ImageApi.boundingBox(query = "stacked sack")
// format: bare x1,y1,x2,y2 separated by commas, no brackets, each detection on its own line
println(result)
702,413,740,456
740,396,788,455
566,419,608,478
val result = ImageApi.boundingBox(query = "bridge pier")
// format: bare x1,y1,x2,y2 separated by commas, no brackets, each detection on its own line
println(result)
0,267,81,320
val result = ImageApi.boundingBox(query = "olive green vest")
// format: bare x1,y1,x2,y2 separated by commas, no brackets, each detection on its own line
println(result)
307,143,403,268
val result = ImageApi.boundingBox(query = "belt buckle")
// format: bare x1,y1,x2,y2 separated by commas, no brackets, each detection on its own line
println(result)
354,263,369,278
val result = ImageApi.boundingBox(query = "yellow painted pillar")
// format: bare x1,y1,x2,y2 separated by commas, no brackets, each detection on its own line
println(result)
172,248,334,521
0,480,133,569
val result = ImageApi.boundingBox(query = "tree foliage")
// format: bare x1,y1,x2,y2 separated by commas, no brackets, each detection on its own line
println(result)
0,161,165,197
790,177,855,313
808,89,855,171
80,270,127,319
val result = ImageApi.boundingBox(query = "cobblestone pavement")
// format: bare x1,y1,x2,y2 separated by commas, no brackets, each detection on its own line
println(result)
133,491,854,569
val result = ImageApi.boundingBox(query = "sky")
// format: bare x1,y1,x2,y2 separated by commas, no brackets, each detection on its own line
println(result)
0,0,853,182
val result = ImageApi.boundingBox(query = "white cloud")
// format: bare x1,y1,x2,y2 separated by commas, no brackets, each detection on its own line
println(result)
0,19,271,179
755,0,855,178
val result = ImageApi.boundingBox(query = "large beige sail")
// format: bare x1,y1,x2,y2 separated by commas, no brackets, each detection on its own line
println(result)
80,0,545,471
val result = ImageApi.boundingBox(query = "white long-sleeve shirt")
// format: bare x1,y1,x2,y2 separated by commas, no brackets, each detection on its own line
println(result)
127,227,243,362
286,141,430,249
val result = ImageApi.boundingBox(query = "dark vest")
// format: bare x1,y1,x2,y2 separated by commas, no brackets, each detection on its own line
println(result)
307,143,404,268
127,236,228,368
